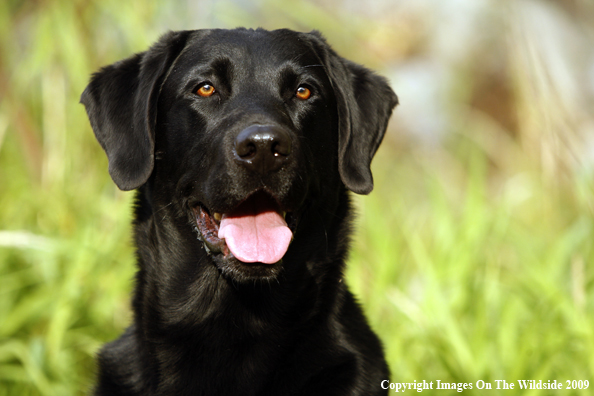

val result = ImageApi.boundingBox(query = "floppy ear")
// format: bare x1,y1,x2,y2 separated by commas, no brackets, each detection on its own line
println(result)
80,31,190,191
308,32,398,195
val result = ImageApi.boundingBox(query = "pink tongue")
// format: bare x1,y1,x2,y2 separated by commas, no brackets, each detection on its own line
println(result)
218,197,292,264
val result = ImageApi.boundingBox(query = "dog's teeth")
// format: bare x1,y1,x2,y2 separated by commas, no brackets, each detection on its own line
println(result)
214,212,222,221
282,211,287,219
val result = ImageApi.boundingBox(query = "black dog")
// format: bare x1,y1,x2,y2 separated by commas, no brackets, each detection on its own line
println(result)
81,28,397,395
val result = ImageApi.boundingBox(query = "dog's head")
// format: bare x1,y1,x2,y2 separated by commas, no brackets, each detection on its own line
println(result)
81,28,397,282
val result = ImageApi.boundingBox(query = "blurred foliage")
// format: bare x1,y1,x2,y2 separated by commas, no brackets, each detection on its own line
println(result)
1,0,594,395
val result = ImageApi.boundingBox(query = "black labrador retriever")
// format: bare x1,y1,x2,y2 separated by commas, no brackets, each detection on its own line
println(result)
81,28,397,396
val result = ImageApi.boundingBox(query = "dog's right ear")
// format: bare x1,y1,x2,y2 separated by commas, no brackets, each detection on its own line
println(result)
81,31,190,191
305,31,398,195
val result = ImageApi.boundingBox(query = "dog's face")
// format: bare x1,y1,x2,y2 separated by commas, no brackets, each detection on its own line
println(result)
155,30,338,276
81,29,397,283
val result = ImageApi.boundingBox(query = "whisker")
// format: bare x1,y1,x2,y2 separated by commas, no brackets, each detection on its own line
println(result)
301,64,324,69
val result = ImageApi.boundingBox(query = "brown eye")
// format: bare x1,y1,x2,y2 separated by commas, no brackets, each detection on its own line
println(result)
296,86,311,100
197,84,215,97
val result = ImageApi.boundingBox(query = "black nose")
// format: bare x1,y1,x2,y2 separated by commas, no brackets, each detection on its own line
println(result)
233,125,291,174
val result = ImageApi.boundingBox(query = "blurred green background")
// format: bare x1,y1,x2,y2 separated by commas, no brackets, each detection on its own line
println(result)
1,0,594,394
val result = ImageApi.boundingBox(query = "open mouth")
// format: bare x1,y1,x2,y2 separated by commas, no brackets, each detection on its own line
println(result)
193,191,294,264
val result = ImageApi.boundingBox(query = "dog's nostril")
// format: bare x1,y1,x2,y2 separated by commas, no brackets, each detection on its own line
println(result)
237,142,257,159
272,141,290,157
234,125,292,175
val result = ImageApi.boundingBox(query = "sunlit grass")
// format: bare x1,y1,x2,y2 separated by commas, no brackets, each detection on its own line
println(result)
348,132,594,394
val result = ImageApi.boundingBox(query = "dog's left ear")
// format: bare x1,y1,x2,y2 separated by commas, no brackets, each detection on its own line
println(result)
81,31,191,191
308,32,398,195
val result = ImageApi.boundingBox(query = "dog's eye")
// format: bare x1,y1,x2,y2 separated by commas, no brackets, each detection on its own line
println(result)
196,83,216,97
295,86,312,100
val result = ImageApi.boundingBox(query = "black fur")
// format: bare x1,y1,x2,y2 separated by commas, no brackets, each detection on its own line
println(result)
81,28,398,395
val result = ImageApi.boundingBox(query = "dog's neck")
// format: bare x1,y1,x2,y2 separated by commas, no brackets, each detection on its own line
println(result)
119,186,354,391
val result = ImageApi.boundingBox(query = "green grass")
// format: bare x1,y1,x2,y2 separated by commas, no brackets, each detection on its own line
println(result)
1,0,594,395
348,136,594,394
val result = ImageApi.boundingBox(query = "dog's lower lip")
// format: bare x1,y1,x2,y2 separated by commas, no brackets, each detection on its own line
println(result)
193,205,228,255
